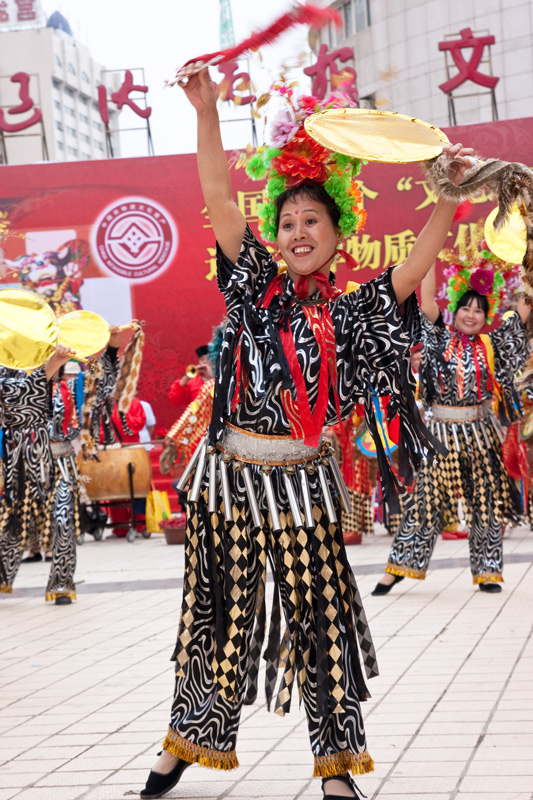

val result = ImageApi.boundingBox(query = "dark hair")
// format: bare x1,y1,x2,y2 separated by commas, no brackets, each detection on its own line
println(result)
455,289,489,317
274,180,340,233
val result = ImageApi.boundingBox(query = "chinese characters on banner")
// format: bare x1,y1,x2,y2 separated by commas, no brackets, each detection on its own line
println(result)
438,27,499,93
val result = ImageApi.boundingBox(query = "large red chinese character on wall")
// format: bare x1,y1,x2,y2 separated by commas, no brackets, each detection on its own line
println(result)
303,44,358,102
98,70,152,124
438,27,499,93
0,72,42,133
217,61,255,105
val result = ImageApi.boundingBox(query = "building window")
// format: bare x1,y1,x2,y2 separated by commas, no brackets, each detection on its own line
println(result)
80,133,90,143
359,93,376,109
342,1,353,38
66,126,76,136
93,120,103,131
65,106,75,117
57,141,64,150
52,78,61,90
81,152,91,159
54,100,61,110
68,63,76,75
82,71,90,83
80,113,89,124
55,54,62,67
95,141,104,151
56,120,63,131
354,0,371,31
65,86,74,98
80,95,88,106
67,145,78,156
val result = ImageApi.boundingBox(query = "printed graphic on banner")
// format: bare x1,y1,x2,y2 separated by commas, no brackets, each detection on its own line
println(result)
91,196,178,281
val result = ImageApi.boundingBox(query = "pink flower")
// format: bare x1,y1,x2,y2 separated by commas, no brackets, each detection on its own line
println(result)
298,95,319,115
270,110,299,148
470,268,494,295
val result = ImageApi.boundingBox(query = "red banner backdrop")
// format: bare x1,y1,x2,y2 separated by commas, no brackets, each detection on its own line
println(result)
0,116,532,429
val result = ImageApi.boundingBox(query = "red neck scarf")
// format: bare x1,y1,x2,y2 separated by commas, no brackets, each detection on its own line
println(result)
294,271,336,301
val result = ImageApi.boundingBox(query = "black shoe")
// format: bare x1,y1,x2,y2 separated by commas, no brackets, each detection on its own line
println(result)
371,574,404,596
55,595,72,605
140,758,190,799
322,774,366,799
21,553,42,563
479,582,502,593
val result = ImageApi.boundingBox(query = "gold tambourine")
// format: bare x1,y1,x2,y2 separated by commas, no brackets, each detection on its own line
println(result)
305,108,449,163
58,310,111,360
0,289,59,371
484,204,527,264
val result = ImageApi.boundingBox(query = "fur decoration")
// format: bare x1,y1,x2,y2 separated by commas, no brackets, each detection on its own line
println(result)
112,322,144,414
79,360,103,459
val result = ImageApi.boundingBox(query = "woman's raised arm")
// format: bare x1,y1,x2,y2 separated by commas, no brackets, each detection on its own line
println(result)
181,69,246,264
391,143,475,306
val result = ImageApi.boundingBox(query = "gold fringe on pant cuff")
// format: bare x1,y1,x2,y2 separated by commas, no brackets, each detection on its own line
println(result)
45,590,77,602
385,563,426,580
473,573,503,585
163,728,239,771
313,749,374,778
1,584,13,593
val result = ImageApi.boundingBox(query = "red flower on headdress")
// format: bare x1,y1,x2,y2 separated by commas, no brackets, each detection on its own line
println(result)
271,127,329,185
470,268,494,295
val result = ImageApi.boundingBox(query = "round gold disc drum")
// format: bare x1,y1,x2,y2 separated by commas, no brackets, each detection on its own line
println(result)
305,108,449,163
0,289,58,371
58,310,110,359
484,204,527,264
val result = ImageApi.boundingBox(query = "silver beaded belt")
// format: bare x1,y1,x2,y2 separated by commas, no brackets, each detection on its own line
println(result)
176,423,351,532
219,423,320,465
50,440,75,458
431,402,491,422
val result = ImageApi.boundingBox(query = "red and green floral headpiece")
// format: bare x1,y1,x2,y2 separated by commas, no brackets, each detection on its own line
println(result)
440,225,518,323
244,83,367,242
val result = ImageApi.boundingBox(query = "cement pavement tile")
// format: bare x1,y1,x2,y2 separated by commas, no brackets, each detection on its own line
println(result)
224,779,307,796
32,770,113,786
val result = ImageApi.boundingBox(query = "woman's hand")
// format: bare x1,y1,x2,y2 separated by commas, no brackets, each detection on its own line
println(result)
442,142,477,187
179,69,218,114
44,343,75,381
108,325,122,348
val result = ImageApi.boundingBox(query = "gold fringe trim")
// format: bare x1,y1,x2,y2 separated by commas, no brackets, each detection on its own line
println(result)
163,728,239,771
1,584,13,594
314,749,374,778
45,591,77,602
473,573,503,585
385,563,426,580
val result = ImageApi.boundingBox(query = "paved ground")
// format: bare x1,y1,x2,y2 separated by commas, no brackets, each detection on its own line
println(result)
1,522,533,800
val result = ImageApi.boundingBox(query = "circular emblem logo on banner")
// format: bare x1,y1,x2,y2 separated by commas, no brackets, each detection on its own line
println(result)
92,197,178,281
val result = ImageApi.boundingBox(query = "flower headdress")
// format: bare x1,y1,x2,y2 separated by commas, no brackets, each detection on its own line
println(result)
243,82,367,242
439,223,519,323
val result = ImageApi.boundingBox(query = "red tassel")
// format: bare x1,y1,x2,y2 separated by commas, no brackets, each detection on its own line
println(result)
452,200,472,222
174,4,342,81
336,248,359,270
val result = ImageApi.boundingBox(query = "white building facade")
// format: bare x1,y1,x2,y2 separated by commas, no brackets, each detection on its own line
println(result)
322,0,533,127
0,3,119,164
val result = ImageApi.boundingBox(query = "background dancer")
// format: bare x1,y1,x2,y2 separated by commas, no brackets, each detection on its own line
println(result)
140,67,474,800
373,255,530,596
0,343,74,598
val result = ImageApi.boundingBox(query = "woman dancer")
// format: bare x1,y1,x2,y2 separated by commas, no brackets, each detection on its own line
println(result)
0,344,74,597
372,258,530,596
141,69,474,800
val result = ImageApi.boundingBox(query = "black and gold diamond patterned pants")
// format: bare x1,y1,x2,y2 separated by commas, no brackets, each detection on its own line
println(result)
163,492,377,778
0,467,79,600
386,418,521,584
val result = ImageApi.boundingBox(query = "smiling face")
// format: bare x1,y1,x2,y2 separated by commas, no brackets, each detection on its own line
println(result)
454,296,487,336
276,194,340,282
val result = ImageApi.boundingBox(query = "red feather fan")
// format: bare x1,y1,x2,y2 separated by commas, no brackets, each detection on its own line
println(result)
169,3,342,84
